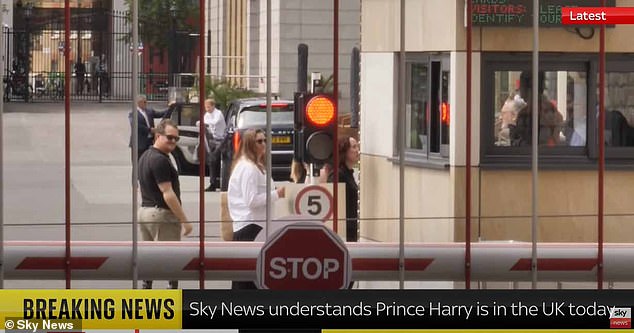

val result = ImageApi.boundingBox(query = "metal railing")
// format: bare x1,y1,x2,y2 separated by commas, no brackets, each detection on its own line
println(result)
2,9,200,103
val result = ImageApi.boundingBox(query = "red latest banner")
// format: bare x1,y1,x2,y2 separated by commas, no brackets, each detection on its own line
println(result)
562,7,634,25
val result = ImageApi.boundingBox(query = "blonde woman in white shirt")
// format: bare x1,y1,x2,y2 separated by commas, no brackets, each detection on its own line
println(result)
228,128,285,289
228,129,286,237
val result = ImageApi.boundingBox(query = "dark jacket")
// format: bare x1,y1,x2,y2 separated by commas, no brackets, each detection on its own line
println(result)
128,105,174,153
328,164,359,242
74,62,86,77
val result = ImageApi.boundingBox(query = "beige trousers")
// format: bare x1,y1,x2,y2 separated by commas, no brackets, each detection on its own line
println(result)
138,207,181,241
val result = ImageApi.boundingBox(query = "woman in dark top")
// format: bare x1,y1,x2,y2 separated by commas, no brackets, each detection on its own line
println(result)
329,135,360,242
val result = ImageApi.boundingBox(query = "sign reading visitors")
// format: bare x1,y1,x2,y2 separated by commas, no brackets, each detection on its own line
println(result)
471,0,615,27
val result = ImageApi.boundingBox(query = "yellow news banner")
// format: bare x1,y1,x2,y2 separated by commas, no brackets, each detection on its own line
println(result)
324,331,618,333
0,290,181,329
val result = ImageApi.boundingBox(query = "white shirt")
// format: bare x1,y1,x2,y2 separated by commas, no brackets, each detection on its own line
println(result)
204,108,226,140
228,158,279,233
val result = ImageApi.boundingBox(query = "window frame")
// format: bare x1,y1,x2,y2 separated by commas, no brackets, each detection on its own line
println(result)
395,52,451,167
599,55,634,159
480,52,601,166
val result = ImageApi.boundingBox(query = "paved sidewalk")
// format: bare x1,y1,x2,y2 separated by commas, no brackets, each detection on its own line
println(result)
2,99,231,289
2,98,222,240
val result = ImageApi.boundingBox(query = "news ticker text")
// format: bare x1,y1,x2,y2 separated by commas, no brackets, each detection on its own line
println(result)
0,290,632,330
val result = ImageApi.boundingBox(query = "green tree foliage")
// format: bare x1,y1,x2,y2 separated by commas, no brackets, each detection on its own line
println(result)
123,0,199,50
205,79,257,110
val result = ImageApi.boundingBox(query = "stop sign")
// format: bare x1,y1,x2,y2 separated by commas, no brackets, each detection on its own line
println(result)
257,222,350,290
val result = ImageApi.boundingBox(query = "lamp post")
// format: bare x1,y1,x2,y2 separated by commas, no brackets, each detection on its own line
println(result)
169,2,177,87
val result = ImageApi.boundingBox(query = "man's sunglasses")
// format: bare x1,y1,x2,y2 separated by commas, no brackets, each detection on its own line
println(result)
256,139,266,144
163,134,180,142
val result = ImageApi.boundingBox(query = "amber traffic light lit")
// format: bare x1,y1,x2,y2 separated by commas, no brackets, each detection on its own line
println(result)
441,102,450,124
306,95,335,126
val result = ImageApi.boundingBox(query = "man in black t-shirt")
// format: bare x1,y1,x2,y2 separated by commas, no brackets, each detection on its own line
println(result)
138,119,193,289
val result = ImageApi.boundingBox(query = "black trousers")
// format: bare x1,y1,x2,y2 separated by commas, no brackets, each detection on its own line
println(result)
346,218,358,288
346,218,359,242
232,224,262,290
76,76,85,94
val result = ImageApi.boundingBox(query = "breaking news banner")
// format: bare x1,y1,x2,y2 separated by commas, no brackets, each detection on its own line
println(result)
0,290,181,330
0,290,633,330
181,290,634,330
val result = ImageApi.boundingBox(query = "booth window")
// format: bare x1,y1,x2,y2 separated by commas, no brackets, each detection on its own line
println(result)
602,59,634,158
399,53,450,164
491,70,587,148
482,53,634,165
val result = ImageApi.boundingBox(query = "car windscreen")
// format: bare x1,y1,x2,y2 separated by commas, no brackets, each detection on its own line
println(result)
237,105,294,128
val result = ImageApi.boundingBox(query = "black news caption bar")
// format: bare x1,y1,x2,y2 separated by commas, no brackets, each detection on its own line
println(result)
182,290,633,330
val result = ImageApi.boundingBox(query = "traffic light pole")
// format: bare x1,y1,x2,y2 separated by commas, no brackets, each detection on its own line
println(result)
308,72,320,185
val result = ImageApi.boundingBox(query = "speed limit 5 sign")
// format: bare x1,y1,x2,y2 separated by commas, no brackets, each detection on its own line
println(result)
294,185,333,221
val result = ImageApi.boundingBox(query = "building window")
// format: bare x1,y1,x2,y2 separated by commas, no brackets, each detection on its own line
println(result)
604,68,634,154
492,70,587,148
482,53,634,165
407,61,427,150
402,53,450,162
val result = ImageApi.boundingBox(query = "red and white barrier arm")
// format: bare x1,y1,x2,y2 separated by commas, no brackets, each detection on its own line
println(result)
4,241,632,282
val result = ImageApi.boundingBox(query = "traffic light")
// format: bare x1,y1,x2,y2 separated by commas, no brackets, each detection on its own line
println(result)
301,94,336,164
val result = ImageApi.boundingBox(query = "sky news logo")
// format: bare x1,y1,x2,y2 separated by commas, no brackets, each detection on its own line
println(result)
609,307,631,329
4,317,81,333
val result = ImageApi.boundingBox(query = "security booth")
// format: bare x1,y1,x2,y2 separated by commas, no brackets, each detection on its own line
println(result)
470,0,634,245
359,0,634,265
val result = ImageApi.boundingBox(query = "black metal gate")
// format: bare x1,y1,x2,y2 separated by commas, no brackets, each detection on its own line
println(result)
2,8,183,103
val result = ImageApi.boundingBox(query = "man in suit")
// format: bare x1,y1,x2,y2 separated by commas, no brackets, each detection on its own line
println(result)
129,94,176,161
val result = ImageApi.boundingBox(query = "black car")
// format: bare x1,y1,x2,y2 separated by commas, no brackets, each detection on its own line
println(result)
171,98,295,190
220,98,295,189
